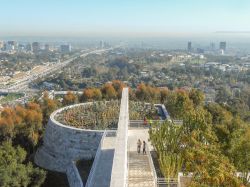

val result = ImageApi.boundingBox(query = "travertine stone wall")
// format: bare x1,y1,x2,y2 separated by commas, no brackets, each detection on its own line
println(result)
34,103,104,173
110,88,129,187
66,161,84,187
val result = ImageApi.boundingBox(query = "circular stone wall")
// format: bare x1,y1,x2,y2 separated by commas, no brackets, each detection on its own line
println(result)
35,103,105,172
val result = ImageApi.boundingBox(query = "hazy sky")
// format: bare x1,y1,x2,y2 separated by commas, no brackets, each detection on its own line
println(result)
1,0,250,37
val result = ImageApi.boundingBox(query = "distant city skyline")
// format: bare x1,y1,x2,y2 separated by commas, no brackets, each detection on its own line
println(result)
1,0,250,37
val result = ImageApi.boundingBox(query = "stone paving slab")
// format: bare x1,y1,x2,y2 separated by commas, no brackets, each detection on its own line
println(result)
128,151,155,187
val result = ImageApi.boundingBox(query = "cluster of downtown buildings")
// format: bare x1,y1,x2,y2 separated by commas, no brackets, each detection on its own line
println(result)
187,41,227,55
0,40,72,54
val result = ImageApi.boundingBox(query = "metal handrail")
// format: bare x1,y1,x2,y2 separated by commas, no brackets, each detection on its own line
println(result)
172,119,183,125
129,119,183,129
130,120,165,123
127,143,130,185
129,120,165,128
157,177,178,184
85,130,107,187
145,144,157,187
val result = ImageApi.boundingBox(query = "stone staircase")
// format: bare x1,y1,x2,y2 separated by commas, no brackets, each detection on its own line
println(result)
128,151,155,187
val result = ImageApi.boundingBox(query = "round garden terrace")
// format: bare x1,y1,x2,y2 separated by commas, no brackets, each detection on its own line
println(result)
53,100,162,130
35,88,179,187
54,100,120,130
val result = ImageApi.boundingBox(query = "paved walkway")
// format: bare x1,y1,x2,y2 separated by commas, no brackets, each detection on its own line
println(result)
128,129,153,151
128,151,155,187
90,136,115,187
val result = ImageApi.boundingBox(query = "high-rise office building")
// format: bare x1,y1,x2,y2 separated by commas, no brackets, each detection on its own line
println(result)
60,44,71,53
100,40,104,49
45,44,50,52
210,42,215,50
6,41,17,51
0,41,3,49
32,42,40,53
187,41,192,52
18,44,25,51
26,43,32,51
219,42,226,51
197,48,204,54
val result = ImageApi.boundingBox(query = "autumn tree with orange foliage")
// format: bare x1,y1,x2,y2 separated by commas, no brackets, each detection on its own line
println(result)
62,91,77,106
40,92,58,125
135,83,160,102
112,80,125,99
0,102,46,186
81,81,125,101
81,88,94,101
160,87,169,103
101,83,117,100
27,102,42,112
92,88,102,100
80,88,102,102
0,102,44,153
0,107,18,141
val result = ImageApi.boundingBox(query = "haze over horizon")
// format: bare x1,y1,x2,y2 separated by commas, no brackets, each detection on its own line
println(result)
1,0,250,38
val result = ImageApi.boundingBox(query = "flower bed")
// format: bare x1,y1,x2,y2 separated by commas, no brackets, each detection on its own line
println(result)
54,100,161,129
129,101,160,120
55,100,120,130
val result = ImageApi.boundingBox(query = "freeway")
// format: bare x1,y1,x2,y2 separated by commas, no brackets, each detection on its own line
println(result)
0,48,113,94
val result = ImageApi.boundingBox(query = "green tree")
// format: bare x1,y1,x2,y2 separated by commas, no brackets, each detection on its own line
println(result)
215,86,231,104
226,98,250,121
150,94,243,186
205,103,232,124
0,142,46,187
183,130,240,187
229,127,250,185
164,89,193,119
189,89,205,107
149,122,183,178
182,108,241,187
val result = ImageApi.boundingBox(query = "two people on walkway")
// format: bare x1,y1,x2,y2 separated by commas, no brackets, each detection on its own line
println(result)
137,139,146,154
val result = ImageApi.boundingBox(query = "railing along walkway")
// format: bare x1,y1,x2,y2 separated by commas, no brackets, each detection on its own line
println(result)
129,119,183,129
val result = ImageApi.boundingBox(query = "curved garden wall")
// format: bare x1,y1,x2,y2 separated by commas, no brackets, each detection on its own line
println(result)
35,103,105,172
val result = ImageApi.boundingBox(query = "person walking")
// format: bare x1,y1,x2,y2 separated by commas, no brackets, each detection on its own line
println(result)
143,117,147,126
143,141,146,154
137,139,142,154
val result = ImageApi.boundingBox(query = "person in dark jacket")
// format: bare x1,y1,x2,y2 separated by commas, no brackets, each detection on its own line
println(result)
137,139,142,154
143,141,146,154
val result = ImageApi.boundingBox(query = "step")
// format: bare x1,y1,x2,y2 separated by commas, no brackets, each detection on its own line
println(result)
128,151,155,187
